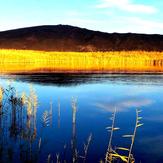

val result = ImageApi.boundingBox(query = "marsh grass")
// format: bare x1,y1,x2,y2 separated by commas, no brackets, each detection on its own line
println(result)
0,84,40,163
58,98,60,128
44,97,93,163
104,109,143,163
82,133,92,163
0,83,143,163
105,108,118,163
0,49,163,73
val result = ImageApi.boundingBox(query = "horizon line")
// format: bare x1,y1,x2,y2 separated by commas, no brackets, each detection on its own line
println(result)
0,24,162,36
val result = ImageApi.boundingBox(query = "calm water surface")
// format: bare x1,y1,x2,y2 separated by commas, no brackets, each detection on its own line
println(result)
0,74,163,163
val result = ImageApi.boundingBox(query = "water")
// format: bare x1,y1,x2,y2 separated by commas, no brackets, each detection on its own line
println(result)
0,74,163,163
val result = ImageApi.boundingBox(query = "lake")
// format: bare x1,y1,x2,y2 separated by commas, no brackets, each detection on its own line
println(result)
0,73,163,163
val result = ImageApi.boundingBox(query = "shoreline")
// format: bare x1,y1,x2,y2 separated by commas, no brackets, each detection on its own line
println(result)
0,49,163,74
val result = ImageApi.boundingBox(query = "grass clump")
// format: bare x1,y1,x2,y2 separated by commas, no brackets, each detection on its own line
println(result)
104,108,143,163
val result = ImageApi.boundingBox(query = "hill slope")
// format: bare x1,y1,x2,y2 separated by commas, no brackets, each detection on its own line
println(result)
0,25,163,51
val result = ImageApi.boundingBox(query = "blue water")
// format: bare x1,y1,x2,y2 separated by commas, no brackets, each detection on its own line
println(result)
0,74,163,163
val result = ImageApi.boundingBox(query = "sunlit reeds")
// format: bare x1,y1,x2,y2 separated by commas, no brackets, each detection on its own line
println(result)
57,98,60,128
105,108,119,163
72,97,77,124
41,101,53,128
105,109,143,163
0,84,40,162
0,86,3,103
125,109,143,163
0,49,163,73
82,133,92,163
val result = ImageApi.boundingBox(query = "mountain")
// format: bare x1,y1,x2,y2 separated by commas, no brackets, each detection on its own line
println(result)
0,25,163,51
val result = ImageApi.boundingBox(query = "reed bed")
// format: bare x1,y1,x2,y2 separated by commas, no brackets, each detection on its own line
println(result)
0,49,163,73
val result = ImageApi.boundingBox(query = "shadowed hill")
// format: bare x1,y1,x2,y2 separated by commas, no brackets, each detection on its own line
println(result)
0,25,163,51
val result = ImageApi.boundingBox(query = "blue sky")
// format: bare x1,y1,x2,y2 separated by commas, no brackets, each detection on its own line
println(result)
0,0,163,34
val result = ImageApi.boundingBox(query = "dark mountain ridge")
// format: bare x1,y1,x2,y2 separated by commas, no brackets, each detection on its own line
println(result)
0,25,163,51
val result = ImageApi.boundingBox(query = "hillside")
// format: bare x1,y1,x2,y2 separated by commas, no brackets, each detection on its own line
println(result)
0,25,163,51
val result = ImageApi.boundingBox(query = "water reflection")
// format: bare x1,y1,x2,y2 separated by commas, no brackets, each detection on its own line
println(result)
0,85,38,162
93,97,153,112
0,74,162,163
0,84,94,163
1,74,163,86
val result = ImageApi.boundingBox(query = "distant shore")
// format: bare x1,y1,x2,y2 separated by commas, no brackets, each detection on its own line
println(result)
0,49,163,74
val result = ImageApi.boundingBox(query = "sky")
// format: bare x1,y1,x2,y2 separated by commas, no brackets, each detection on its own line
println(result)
0,0,163,34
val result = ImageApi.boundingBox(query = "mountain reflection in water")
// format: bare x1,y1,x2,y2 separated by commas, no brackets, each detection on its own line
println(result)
1,73,163,86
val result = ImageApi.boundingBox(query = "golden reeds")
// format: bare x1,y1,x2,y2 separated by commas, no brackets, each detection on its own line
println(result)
105,109,143,163
0,49,163,73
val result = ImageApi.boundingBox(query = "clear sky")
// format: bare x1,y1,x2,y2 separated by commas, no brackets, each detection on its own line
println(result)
0,0,163,34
